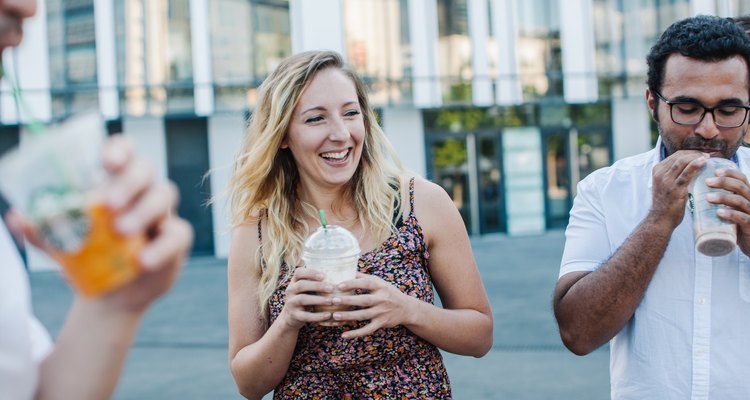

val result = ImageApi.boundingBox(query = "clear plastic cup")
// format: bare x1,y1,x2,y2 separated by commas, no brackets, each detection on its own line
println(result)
688,157,738,257
0,113,144,296
301,225,360,326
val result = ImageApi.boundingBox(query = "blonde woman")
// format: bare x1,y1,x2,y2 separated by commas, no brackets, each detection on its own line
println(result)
227,50,492,399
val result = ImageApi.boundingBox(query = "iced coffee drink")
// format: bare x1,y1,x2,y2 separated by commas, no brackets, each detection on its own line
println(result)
688,157,738,257
0,113,144,296
302,224,360,326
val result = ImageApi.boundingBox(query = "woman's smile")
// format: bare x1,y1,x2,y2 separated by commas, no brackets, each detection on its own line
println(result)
319,148,352,165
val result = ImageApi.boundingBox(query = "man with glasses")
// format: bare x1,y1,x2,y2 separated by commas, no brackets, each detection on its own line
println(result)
553,15,750,399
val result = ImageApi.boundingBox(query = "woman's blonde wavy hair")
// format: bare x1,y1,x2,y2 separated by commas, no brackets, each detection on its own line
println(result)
227,50,405,318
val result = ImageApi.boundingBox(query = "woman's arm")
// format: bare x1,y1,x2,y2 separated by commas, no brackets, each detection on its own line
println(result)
227,222,334,399
333,177,493,357
398,177,493,356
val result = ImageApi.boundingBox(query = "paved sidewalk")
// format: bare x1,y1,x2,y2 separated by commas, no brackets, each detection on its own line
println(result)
29,229,610,399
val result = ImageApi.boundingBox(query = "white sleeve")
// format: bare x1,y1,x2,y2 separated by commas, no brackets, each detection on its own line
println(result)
28,315,53,364
559,174,612,277
0,221,52,400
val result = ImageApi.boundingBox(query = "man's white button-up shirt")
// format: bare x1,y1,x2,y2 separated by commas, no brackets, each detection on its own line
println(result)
560,145,750,400
0,221,52,400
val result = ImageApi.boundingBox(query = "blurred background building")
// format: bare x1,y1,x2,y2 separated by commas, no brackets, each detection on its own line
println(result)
3,0,750,266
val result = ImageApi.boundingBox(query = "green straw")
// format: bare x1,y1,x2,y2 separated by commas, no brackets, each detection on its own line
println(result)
319,209,327,229
1,63,45,136
1,62,74,197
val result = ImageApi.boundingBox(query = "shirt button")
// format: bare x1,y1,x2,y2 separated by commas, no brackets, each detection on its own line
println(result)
698,297,706,305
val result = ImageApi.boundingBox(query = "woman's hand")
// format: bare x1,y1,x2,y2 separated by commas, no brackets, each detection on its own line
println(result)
330,272,420,339
277,267,337,330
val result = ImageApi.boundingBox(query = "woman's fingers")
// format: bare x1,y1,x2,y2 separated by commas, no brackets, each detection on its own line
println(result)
290,267,326,283
341,322,381,339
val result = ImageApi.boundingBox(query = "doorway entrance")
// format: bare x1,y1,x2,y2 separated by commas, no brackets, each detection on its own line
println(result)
542,125,611,228
165,116,215,256
425,130,505,235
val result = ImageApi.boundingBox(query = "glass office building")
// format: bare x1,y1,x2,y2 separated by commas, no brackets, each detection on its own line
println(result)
2,0,748,265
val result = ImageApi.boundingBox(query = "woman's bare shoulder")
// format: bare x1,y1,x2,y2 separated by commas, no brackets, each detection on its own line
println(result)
228,213,264,272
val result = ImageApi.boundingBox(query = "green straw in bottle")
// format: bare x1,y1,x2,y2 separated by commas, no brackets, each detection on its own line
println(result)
1,62,75,200
1,62,45,136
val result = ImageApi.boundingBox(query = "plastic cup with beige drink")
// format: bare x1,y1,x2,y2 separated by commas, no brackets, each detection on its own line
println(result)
302,218,360,327
688,157,738,257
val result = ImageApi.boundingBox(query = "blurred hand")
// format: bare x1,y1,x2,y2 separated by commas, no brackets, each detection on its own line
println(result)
7,135,193,313
330,272,417,339
277,267,335,330
98,135,194,312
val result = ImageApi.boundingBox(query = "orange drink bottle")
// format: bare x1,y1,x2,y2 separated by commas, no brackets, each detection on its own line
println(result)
0,112,145,297
49,203,145,297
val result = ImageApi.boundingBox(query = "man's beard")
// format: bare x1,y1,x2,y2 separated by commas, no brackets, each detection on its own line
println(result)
659,123,746,159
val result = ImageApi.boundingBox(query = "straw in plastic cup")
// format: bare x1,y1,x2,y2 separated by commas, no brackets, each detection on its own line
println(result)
688,157,738,257
302,223,360,326
0,112,145,296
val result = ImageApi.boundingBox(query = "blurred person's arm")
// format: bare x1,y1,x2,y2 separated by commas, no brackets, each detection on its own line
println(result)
332,177,494,357
553,151,704,355
9,136,193,400
227,220,333,399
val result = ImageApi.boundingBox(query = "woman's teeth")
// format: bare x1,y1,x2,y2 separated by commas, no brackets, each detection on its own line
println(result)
320,150,348,159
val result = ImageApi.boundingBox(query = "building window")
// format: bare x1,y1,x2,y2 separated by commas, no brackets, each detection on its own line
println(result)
343,0,412,107
592,0,626,98
726,0,750,16
210,0,291,112
436,0,471,104
516,0,563,100
114,0,194,117
46,0,98,119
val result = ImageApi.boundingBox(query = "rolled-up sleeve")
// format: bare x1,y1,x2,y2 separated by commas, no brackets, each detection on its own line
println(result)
559,173,612,278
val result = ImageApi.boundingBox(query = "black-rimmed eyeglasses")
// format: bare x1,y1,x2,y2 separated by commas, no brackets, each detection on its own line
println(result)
653,91,750,128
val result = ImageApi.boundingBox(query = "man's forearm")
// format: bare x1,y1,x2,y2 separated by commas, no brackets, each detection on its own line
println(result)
36,298,143,400
554,214,674,354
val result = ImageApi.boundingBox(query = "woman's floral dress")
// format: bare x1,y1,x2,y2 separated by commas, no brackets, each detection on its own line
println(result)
263,178,452,399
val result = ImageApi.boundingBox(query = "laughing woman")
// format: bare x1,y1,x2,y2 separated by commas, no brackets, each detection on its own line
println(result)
226,50,493,400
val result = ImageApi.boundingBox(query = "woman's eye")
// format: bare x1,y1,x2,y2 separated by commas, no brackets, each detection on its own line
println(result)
344,109,360,117
305,115,323,123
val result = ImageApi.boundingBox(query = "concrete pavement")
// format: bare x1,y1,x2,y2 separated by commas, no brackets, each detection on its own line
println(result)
28,229,610,399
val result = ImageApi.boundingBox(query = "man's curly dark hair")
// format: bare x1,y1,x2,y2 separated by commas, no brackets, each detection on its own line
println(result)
646,15,750,97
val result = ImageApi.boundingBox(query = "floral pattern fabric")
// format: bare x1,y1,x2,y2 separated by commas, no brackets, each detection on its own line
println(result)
265,178,452,399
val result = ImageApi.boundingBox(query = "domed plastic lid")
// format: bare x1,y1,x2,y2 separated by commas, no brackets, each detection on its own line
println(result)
302,225,360,259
